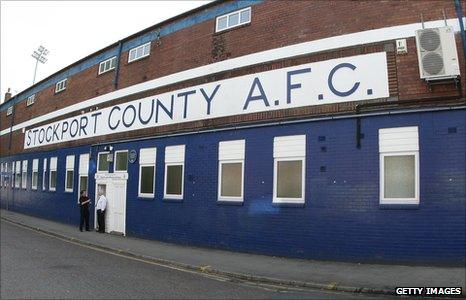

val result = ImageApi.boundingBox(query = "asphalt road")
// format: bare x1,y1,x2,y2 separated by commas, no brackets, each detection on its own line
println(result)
1,220,389,299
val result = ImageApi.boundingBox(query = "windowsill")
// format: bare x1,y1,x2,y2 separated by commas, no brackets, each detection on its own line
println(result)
163,197,183,202
272,199,305,207
379,203,420,210
379,198,420,209
138,194,154,199
380,199,419,205
217,199,243,206
64,190,73,193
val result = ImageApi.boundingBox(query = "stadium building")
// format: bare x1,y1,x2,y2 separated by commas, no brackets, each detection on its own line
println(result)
1,0,465,265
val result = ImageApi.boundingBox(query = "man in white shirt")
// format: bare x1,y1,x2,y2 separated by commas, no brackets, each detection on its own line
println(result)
96,192,108,233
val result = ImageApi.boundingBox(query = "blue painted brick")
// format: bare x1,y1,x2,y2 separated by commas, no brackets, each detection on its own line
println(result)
0,109,465,265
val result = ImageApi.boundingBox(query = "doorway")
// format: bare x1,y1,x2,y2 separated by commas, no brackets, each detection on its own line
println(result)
94,173,127,235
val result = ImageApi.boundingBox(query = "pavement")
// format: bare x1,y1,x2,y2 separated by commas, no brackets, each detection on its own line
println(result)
1,209,465,297
2,219,376,299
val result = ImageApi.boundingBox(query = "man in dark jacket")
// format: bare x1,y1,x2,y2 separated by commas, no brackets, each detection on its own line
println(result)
79,190,91,232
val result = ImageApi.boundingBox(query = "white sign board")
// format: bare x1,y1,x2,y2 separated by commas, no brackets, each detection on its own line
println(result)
24,52,388,149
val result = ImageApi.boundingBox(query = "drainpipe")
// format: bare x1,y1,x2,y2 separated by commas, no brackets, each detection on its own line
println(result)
454,0,466,61
113,41,123,89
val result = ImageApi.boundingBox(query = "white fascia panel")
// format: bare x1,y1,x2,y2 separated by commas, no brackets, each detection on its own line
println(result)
1,17,463,137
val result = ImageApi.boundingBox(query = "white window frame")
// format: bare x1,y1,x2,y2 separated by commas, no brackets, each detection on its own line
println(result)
42,158,47,190
114,150,129,173
11,162,15,188
128,42,151,63
138,148,156,198
3,163,6,188
164,145,185,200
78,153,90,203
273,157,306,204
15,161,20,188
26,94,36,106
49,157,57,191
217,140,245,202
380,151,420,205
97,152,109,173
0,163,3,188
98,56,117,75
21,160,27,189
55,78,67,93
32,159,39,190
65,155,75,193
379,126,420,205
164,163,184,200
2,162,7,188
6,162,10,188
218,160,244,202
215,7,251,33
6,106,13,116
272,135,306,204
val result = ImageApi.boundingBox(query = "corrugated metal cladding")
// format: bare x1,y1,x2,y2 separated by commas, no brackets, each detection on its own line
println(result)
0,0,465,265
379,127,419,153
79,154,89,175
219,140,245,160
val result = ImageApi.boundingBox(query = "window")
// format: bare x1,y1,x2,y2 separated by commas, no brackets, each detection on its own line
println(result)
2,163,7,188
164,145,185,199
49,157,57,191
78,154,89,197
114,150,128,172
379,126,419,205
6,106,13,116
0,163,3,188
55,78,67,93
65,155,75,192
15,161,21,188
128,42,150,63
26,94,36,106
138,148,156,198
273,135,306,204
21,160,27,189
6,162,11,188
216,7,251,32
42,158,47,190
98,56,117,74
32,159,39,190
218,140,245,201
97,152,109,172
11,162,14,188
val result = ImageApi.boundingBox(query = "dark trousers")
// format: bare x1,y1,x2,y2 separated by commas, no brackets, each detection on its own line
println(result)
80,207,90,231
97,209,106,233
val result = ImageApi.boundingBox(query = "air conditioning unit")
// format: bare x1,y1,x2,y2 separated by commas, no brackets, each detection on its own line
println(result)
415,26,460,81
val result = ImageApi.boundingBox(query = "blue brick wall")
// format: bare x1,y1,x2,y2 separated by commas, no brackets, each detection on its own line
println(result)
1,109,465,265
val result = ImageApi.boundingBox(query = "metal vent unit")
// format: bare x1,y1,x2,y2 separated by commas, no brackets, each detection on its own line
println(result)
415,26,460,81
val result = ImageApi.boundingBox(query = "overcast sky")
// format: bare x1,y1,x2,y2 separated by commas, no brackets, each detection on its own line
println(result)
0,0,212,104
